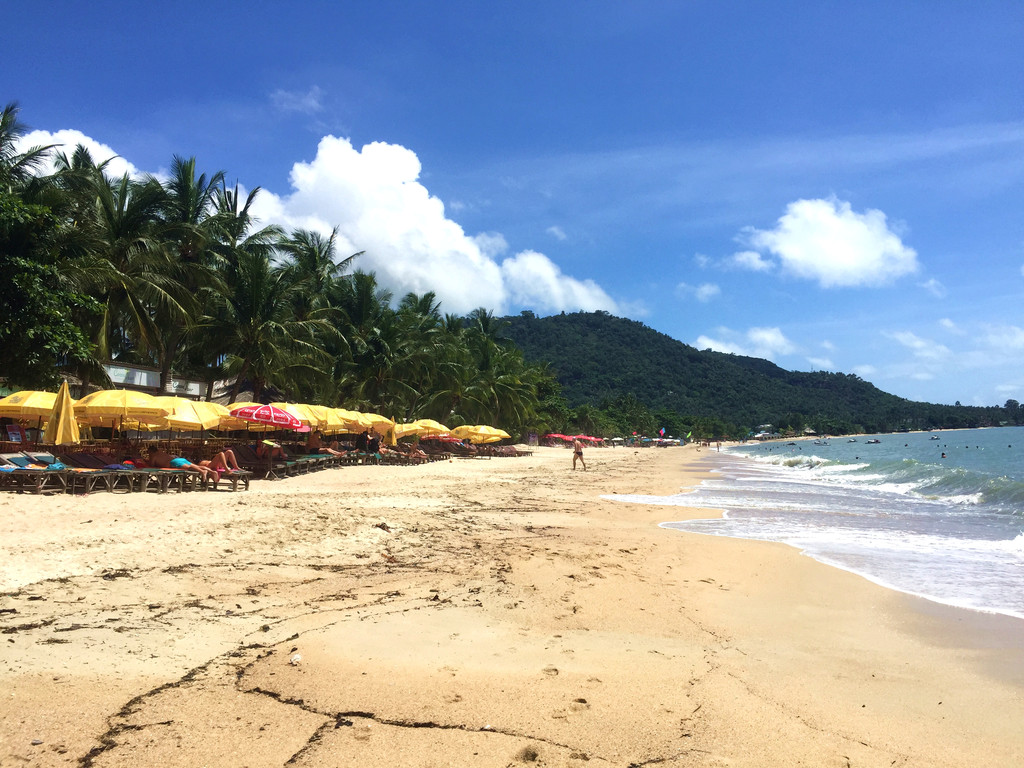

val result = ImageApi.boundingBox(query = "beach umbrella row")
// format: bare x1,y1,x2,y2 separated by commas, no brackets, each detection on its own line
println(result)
0,387,459,444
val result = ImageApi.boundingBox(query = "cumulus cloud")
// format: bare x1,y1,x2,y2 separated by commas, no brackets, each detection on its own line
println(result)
741,197,919,287
16,129,141,179
250,135,617,314
501,251,617,313
979,324,1024,350
920,277,947,298
853,364,878,378
883,330,952,361
730,250,773,272
676,282,721,302
695,326,797,360
270,86,324,114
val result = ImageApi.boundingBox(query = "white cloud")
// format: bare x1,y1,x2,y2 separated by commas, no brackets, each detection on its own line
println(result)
16,129,141,179
853,364,878,378
249,135,617,314
807,357,834,370
920,278,947,298
546,225,567,241
938,317,963,334
693,253,710,269
884,330,951,361
695,326,796,361
270,86,324,114
979,324,1024,350
676,282,721,302
744,197,919,288
501,250,617,313
472,232,509,259
731,249,773,272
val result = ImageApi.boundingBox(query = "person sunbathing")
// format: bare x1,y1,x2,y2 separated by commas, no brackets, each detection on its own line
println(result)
256,440,286,460
200,448,242,475
306,431,347,457
146,446,217,481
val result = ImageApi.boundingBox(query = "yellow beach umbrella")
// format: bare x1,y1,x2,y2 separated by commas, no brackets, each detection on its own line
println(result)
451,425,511,444
74,389,171,428
393,422,423,439
359,412,395,435
270,402,323,430
0,390,61,418
43,381,80,445
412,418,450,437
334,408,372,431
146,396,227,431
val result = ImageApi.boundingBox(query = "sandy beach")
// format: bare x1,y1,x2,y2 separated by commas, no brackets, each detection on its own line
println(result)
1,445,1022,767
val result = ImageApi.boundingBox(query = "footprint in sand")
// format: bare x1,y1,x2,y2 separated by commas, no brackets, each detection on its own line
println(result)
542,665,559,676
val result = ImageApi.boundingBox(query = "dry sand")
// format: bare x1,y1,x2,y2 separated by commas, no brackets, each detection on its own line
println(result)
1,445,1022,767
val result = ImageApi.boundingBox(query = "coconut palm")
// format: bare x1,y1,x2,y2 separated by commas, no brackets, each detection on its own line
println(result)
216,245,333,402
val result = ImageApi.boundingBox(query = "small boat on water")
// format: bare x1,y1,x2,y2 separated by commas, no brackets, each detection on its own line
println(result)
930,435,940,440
865,439,881,444
848,438,857,443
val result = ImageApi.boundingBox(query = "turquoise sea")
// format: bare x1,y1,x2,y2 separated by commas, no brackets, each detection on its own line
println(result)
609,427,1024,619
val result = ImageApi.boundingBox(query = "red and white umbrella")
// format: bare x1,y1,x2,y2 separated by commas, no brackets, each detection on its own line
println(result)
228,403,304,430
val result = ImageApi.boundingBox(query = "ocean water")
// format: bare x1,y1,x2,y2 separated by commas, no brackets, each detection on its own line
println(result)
608,427,1024,619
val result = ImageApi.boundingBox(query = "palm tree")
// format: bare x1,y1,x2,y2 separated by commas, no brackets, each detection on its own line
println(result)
57,161,190,382
216,246,333,402
154,156,226,392
0,102,55,194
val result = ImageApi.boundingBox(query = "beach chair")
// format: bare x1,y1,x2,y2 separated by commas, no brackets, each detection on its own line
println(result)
231,443,291,480
0,453,70,494
58,452,148,493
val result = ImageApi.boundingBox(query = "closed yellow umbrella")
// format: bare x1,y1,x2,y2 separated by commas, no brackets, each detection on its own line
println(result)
43,381,79,445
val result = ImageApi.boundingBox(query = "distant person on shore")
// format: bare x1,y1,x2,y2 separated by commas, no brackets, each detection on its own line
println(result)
573,438,586,471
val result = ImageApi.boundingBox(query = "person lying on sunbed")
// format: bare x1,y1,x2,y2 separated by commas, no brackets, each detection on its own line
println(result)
256,440,286,460
146,446,218,482
306,431,347,457
200,448,242,476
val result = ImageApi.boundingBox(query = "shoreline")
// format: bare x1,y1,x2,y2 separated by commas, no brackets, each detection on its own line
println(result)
2,445,1022,766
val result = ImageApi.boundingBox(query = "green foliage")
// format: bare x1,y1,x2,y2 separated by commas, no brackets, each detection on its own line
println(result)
0,192,97,387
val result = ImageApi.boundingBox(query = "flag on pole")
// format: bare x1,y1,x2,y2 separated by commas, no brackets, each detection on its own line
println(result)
686,431,692,438
659,427,665,437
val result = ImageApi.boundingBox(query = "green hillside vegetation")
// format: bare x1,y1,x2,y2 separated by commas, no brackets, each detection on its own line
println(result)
503,310,1019,438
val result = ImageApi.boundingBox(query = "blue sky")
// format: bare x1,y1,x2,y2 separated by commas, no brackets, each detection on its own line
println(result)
8,2,1024,407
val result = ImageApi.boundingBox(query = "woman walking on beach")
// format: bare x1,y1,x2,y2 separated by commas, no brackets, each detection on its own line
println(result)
572,437,586,471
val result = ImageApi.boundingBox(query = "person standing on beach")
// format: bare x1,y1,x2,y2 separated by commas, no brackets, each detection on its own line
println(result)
572,437,586,471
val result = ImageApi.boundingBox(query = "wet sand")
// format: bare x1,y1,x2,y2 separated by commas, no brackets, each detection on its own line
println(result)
1,445,1022,766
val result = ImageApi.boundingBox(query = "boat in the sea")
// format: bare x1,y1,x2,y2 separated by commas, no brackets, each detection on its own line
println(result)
865,439,881,444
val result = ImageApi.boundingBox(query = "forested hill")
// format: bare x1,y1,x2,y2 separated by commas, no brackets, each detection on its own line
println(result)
502,311,999,434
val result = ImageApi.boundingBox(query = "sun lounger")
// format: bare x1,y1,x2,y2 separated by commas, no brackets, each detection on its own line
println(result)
231,444,292,480
58,452,150,493
0,454,70,494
